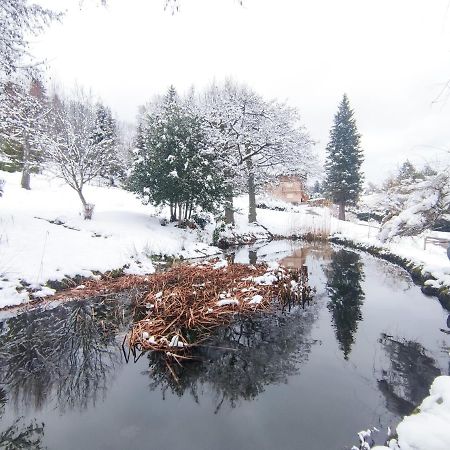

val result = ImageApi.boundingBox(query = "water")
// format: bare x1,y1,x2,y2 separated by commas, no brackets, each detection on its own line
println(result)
0,241,449,450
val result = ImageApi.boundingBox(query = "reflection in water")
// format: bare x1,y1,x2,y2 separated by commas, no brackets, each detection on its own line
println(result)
0,242,447,450
279,246,309,269
0,387,46,449
378,333,441,416
0,296,130,412
145,307,319,412
325,249,365,359
0,418,45,450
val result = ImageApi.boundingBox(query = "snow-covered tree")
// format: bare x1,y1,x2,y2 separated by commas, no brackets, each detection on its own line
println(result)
130,86,225,221
325,94,364,220
202,81,314,224
46,90,121,219
0,77,52,189
378,169,450,241
92,102,125,185
0,0,60,76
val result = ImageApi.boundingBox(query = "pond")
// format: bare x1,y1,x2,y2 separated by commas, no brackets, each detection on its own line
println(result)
0,241,449,450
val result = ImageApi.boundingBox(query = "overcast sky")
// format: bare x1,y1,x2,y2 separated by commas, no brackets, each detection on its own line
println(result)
33,0,450,183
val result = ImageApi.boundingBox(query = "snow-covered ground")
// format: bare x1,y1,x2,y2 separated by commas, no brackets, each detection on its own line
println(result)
369,376,450,450
0,171,219,308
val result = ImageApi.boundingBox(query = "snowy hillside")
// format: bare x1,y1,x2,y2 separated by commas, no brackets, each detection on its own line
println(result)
0,171,218,308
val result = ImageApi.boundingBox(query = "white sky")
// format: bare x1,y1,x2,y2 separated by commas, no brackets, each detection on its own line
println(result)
33,0,450,183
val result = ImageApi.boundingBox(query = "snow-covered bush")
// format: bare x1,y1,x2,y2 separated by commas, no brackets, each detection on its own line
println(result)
0,179,4,197
379,171,449,242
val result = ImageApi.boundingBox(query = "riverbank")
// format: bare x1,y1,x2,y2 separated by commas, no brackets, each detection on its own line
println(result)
371,376,450,450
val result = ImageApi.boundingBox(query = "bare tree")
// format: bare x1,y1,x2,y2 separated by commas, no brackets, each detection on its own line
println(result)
47,89,120,219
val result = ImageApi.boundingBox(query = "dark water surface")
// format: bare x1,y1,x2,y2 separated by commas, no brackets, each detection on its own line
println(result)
0,241,449,450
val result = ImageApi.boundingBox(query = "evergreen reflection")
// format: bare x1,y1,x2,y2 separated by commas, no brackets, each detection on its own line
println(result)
144,306,319,412
378,333,441,416
0,296,131,412
325,249,365,359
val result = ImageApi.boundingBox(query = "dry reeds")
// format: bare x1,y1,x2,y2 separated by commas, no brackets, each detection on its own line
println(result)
50,259,314,363
127,261,313,360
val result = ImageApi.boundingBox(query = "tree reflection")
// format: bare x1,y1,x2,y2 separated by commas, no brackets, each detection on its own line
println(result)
325,249,365,359
378,333,441,416
144,306,319,412
0,295,131,412
0,388,46,449
0,418,45,450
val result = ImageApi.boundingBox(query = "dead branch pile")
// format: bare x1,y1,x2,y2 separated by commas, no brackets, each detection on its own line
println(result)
127,261,313,359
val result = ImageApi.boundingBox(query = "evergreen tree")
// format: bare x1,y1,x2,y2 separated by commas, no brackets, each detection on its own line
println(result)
325,94,364,220
0,77,51,189
92,103,123,184
397,160,419,182
129,86,225,221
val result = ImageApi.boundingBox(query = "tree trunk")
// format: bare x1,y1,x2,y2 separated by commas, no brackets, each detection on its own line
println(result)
338,202,346,221
178,204,182,223
247,158,257,223
77,188,87,208
76,188,94,220
21,168,30,190
224,185,235,225
248,249,257,265
21,140,31,190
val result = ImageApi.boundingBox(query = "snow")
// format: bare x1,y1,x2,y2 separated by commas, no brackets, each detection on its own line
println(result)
359,376,450,450
0,171,219,308
249,294,263,304
395,376,450,450
216,299,239,306
213,259,228,269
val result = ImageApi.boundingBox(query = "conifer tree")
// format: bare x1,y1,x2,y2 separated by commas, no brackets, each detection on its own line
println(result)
130,86,225,221
325,94,364,220
0,77,51,189
92,103,123,184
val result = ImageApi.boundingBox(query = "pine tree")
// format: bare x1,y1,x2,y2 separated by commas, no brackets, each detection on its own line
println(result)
325,94,364,220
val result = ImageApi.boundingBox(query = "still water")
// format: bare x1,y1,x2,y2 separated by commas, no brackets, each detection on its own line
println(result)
0,241,448,450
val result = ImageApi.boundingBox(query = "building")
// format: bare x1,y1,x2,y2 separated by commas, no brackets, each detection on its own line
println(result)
267,175,309,204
